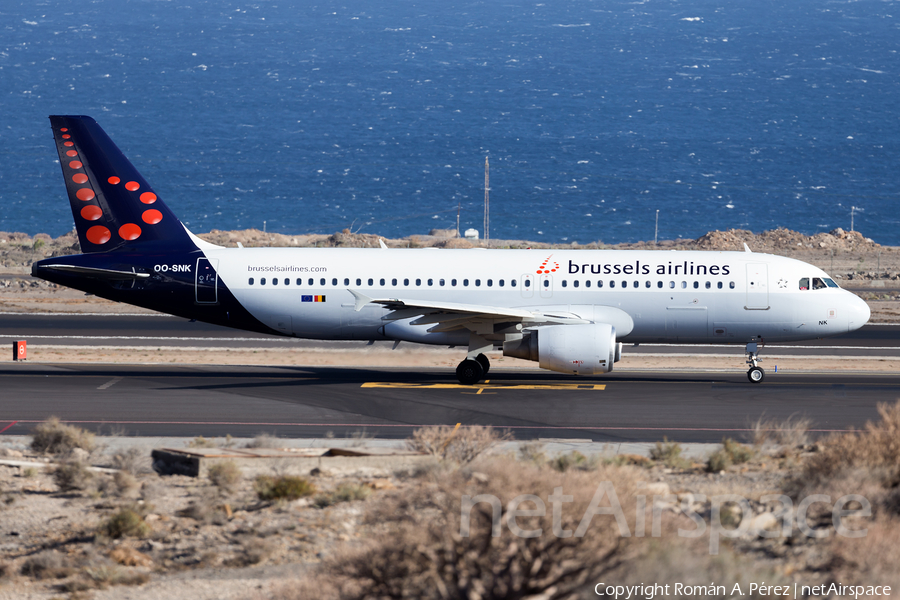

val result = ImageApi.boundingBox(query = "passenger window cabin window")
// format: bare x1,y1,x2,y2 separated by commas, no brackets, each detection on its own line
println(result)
249,277,254,285
464,279,469,286
308,278,314,286
416,278,421,286
320,278,325,286
562,280,568,288
392,278,397,286
718,282,723,289
511,279,517,287
523,279,529,288
439,279,445,286
645,281,650,288
261,278,266,285
799,277,809,290
452,279,458,286
681,281,687,289
273,278,278,286
333,278,338,286
622,280,627,288
543,279,549,288
285,278,290,285
475,279,481,287
610,281,616,289
657,281,662,289
427,279,433,286
368,278,373,286
344,278,350,286
705,281,710,289
487,279,493,287
669,281,675,289
693,281,699,289
598,280,603,288
499,279,505,287
729,281,735,289
356,278,362,286
380,278,385,286
573,280,579,288
296,278,302,285
585,280,591,288
404,278,409,286
633,281,638,288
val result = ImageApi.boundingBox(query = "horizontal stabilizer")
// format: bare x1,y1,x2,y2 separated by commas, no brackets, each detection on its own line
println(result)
37,264,150,280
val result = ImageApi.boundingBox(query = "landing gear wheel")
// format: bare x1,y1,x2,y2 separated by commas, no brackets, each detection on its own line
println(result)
747,367,765,383
456,359,485,385
475,353,490,376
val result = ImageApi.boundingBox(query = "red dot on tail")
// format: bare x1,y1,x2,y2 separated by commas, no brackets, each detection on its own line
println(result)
72,173,88,184
64,141,74,147
80,205,102,221
66,150,78,157
69,161,83,169
108,176,120,185
60,128,68,132
142,209,162,225
86,226,111,245
62,134,71,139
119,223,142,241
139,192,157,204
76,188,95,201
125,181,140,191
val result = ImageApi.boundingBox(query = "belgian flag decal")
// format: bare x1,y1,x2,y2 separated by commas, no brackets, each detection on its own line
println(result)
301,295,326,303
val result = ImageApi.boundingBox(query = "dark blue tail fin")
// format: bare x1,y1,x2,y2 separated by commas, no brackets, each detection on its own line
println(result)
49,115,196,253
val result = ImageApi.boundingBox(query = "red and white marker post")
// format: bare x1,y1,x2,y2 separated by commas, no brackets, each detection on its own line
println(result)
12,340,26,361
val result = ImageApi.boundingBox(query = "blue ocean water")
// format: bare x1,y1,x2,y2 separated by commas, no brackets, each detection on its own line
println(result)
1,0,898,244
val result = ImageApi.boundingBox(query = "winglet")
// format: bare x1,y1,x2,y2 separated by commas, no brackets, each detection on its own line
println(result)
379,238,388,249
348,289,373,312
743,242,752,253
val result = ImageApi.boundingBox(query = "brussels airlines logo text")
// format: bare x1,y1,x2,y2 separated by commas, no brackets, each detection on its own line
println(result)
568,259,731,276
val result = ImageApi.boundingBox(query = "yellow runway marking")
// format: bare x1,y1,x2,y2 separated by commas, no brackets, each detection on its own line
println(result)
361,382,606,391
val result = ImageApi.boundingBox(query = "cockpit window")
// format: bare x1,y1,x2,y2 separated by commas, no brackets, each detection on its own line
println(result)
824,278,839,288
812,277,827,290
799,277,809,291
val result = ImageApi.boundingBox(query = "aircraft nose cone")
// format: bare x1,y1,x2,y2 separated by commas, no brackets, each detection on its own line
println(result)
847,294,870,331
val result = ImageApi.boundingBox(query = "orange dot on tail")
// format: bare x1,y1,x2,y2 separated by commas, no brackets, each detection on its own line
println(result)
139,192,157,204
142,209,162,224
119,223,142,241
69,161,83,169
108,176,120,185
125,181,140,191
80,205,102,221
60,128,68,132
86,226,111,245
66,150,78,157
76,188,95,201
62,134,71,139
72,174,88,184
64,141,74,147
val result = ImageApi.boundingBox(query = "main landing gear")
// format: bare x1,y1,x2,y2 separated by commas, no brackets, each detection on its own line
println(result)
456,353,490,385
746,341,765,383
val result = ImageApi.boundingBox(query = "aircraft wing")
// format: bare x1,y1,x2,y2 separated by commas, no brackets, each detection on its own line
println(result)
347,289,590,332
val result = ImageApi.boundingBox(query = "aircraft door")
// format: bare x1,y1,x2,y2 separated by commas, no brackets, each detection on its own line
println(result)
521,274,534,298
745,263,769,309
195,258,219,304
540,274,553,298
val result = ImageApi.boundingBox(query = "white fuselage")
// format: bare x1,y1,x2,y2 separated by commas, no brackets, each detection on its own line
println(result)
198,246,870,346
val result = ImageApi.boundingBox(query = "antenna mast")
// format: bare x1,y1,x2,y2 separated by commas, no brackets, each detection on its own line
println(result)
484,156,490,244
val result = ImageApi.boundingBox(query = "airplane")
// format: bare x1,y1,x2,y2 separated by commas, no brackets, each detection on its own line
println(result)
32,116,870,385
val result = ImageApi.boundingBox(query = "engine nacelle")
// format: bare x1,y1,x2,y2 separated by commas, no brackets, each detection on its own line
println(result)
502,323,620,375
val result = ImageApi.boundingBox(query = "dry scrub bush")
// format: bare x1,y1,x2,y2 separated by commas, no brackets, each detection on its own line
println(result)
111,447,150,475
820,515,900,587
650,438,689,469
406,425,508,465
101,508,150,539
289,458,647,600
255,475,316,501
314,482,371,508
788,402,900,511
707,438,753,473
750,415,811,449
19,551,74,580
187,435,217,448
208,460,242,493
52,460,94,492
246,433,281,449
30,417,95,455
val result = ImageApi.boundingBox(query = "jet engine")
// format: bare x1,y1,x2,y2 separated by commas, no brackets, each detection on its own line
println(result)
502,323,621,375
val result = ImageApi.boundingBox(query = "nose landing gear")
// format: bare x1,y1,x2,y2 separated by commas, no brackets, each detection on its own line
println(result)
746,341,765,383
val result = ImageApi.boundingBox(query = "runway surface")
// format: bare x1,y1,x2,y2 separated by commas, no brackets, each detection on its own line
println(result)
1,363,897,442
1,313,899,357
